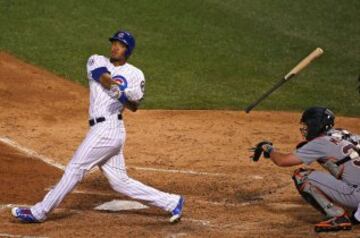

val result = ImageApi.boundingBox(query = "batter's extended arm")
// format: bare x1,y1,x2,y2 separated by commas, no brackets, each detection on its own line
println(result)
250,141,302,167
269,151,303,167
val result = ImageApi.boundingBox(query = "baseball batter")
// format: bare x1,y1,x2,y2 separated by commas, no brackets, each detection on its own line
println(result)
11,30,184,223
250,106,360,232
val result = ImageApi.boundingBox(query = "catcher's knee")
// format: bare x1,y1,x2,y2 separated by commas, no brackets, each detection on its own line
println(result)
292,168,344,217
292,168,313,191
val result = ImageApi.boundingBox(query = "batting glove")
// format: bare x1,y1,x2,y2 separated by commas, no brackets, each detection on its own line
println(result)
109,84,123,99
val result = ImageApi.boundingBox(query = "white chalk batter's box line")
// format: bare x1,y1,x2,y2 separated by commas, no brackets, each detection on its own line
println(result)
0,233,48,238
0,204,80,214
0,136,264,179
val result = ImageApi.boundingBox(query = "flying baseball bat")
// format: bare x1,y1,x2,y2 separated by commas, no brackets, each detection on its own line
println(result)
244,47,324,113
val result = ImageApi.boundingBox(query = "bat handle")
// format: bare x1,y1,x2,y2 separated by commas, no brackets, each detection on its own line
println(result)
244,78,289,113
245,102,258,113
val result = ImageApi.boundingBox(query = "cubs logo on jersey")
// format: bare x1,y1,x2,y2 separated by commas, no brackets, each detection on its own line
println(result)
112,75,128,91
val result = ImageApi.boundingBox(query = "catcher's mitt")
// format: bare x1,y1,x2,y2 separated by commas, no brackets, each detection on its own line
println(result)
249,141,273,162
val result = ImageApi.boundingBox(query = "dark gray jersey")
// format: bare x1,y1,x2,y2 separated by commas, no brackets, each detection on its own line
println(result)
294,129,360,185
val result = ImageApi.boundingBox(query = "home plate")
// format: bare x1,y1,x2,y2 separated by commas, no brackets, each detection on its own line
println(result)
94,200,149,211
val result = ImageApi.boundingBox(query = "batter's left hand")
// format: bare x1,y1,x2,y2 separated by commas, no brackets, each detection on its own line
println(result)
249,141,274,162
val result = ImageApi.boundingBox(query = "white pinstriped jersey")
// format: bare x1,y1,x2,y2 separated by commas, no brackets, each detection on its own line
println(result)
86,54,145,119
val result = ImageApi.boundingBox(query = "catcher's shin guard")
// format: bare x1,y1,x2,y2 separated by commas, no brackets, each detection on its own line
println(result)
292,168,345,218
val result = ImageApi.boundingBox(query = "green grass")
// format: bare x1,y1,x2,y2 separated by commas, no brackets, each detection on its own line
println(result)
0,0,359,115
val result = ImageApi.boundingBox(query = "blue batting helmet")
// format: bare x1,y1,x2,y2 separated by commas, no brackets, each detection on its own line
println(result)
109,30,136,58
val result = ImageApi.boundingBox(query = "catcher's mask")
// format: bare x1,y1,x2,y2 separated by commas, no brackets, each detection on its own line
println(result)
300,107,335,141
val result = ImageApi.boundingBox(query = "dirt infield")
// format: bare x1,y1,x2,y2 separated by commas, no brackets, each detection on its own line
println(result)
0,52,359,237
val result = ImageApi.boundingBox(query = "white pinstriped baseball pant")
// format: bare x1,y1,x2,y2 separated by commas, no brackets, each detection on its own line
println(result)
31,115,180,221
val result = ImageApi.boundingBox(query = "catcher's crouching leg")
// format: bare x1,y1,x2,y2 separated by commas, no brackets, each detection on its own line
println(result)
292,168,351,232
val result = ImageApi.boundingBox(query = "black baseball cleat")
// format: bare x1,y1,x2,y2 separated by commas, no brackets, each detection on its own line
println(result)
314,215,352,232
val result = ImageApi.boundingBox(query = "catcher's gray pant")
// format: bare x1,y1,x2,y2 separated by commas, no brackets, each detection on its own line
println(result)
307,171,360,209
294,169,360,217
31,116,180,221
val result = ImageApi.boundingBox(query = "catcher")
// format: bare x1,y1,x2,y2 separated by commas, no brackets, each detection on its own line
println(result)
250,106,360,232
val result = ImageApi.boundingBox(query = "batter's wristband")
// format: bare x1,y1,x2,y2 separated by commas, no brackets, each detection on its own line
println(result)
119,88,128,104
